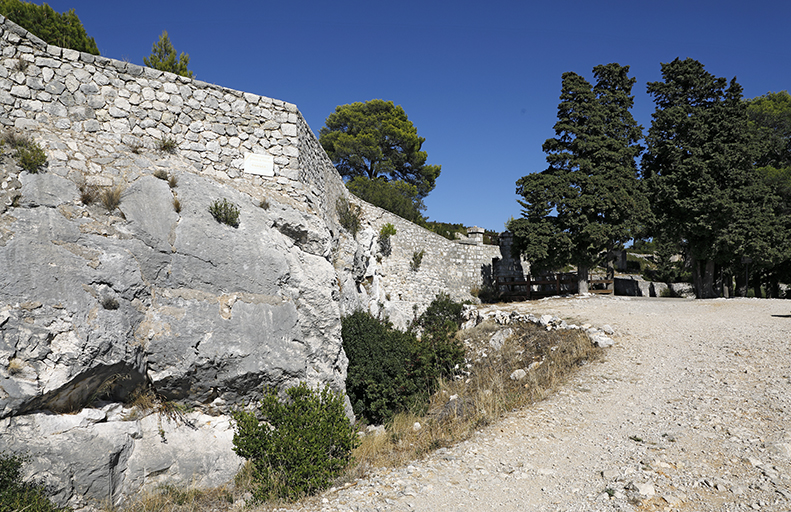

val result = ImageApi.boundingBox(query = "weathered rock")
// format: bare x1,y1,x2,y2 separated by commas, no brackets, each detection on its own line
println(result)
489,327,512,350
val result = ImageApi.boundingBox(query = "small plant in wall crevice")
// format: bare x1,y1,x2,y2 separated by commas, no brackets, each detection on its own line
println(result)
209,198,240,227
378,223,397,256
410,249,425,271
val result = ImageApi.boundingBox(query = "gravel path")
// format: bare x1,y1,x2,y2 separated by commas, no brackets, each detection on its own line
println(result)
284,296,791,512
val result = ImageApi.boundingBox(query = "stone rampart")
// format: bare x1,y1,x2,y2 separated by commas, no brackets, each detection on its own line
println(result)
0,15,346,225
356,201,502,324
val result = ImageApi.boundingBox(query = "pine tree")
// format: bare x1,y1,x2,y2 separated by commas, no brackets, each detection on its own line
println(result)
143,30,193,78
0,0,99,54
511,64,647,293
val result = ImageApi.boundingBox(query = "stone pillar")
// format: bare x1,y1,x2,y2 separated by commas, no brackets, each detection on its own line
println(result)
467,226,484,245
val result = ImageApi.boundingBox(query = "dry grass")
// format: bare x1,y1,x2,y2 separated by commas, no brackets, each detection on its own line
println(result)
153,169,169,181
113,484,236,512
173,197,181,213
350,321,601,469
101,185,123,212
7,358,25,375
79,183,100,205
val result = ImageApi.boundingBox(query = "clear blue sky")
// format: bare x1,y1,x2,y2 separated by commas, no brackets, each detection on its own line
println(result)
37,0,791,231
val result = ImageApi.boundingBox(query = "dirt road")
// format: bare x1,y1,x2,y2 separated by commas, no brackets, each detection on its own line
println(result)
289,296,791,512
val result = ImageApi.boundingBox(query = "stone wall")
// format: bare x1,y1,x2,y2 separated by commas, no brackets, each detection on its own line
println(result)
352,201,502,326
0,15,346,228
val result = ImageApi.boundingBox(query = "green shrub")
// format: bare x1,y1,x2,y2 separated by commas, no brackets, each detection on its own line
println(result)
342,310,420,424
342,294,465,424
209,198,240,227
410,249,425,271
0,452,66,512
409,292,466,392
2,131,47,173
336,197,361,237
378,223,397,256
231,383,357,502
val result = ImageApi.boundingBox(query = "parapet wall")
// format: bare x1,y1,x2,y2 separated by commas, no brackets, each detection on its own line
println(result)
0,15,346,223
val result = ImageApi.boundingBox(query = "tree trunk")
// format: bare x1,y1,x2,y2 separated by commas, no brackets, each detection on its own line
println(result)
751,272,762,298
606,247,615,292
735,264,748,297
722,269,733,298
577,264,589,295
693,258,717,298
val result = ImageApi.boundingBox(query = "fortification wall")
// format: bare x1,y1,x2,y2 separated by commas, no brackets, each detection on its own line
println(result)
0,14,500,317
0,15,346,224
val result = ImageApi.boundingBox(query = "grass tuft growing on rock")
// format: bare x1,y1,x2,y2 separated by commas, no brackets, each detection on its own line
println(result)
100,185,123,212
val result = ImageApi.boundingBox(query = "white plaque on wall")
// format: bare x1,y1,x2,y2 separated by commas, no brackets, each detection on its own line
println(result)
243,153,274,177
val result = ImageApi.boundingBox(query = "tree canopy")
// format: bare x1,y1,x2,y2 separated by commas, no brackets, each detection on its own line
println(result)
346,176,425,225
510,63,647,292
143,30,193,78
319,99,441,199
0,0,98,54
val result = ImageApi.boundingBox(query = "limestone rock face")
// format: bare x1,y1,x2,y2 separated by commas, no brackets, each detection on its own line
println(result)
0,171,347,420
0,166,347,508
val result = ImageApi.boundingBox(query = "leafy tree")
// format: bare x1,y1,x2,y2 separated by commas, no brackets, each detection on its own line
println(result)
747,90,791,169
346,176,425,224
143,30,193,78
511,63,647,293
0,0,98,54
642,58,767,298
319,99,441,199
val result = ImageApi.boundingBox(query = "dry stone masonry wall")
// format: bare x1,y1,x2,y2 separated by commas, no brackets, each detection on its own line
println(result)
0,15,346,222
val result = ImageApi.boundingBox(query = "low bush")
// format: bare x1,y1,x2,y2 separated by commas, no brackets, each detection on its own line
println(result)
2,131,47,173
378,223,396,256
17,141,47,173
336,197,362,237
409,293,466,394
342,294,466,424
342,310,420,424
209,198,240,227
0,453,65,512
232,383,358,502
153,169,169,180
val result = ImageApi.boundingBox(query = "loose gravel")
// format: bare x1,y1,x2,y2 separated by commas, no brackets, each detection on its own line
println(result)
272,296,791,512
